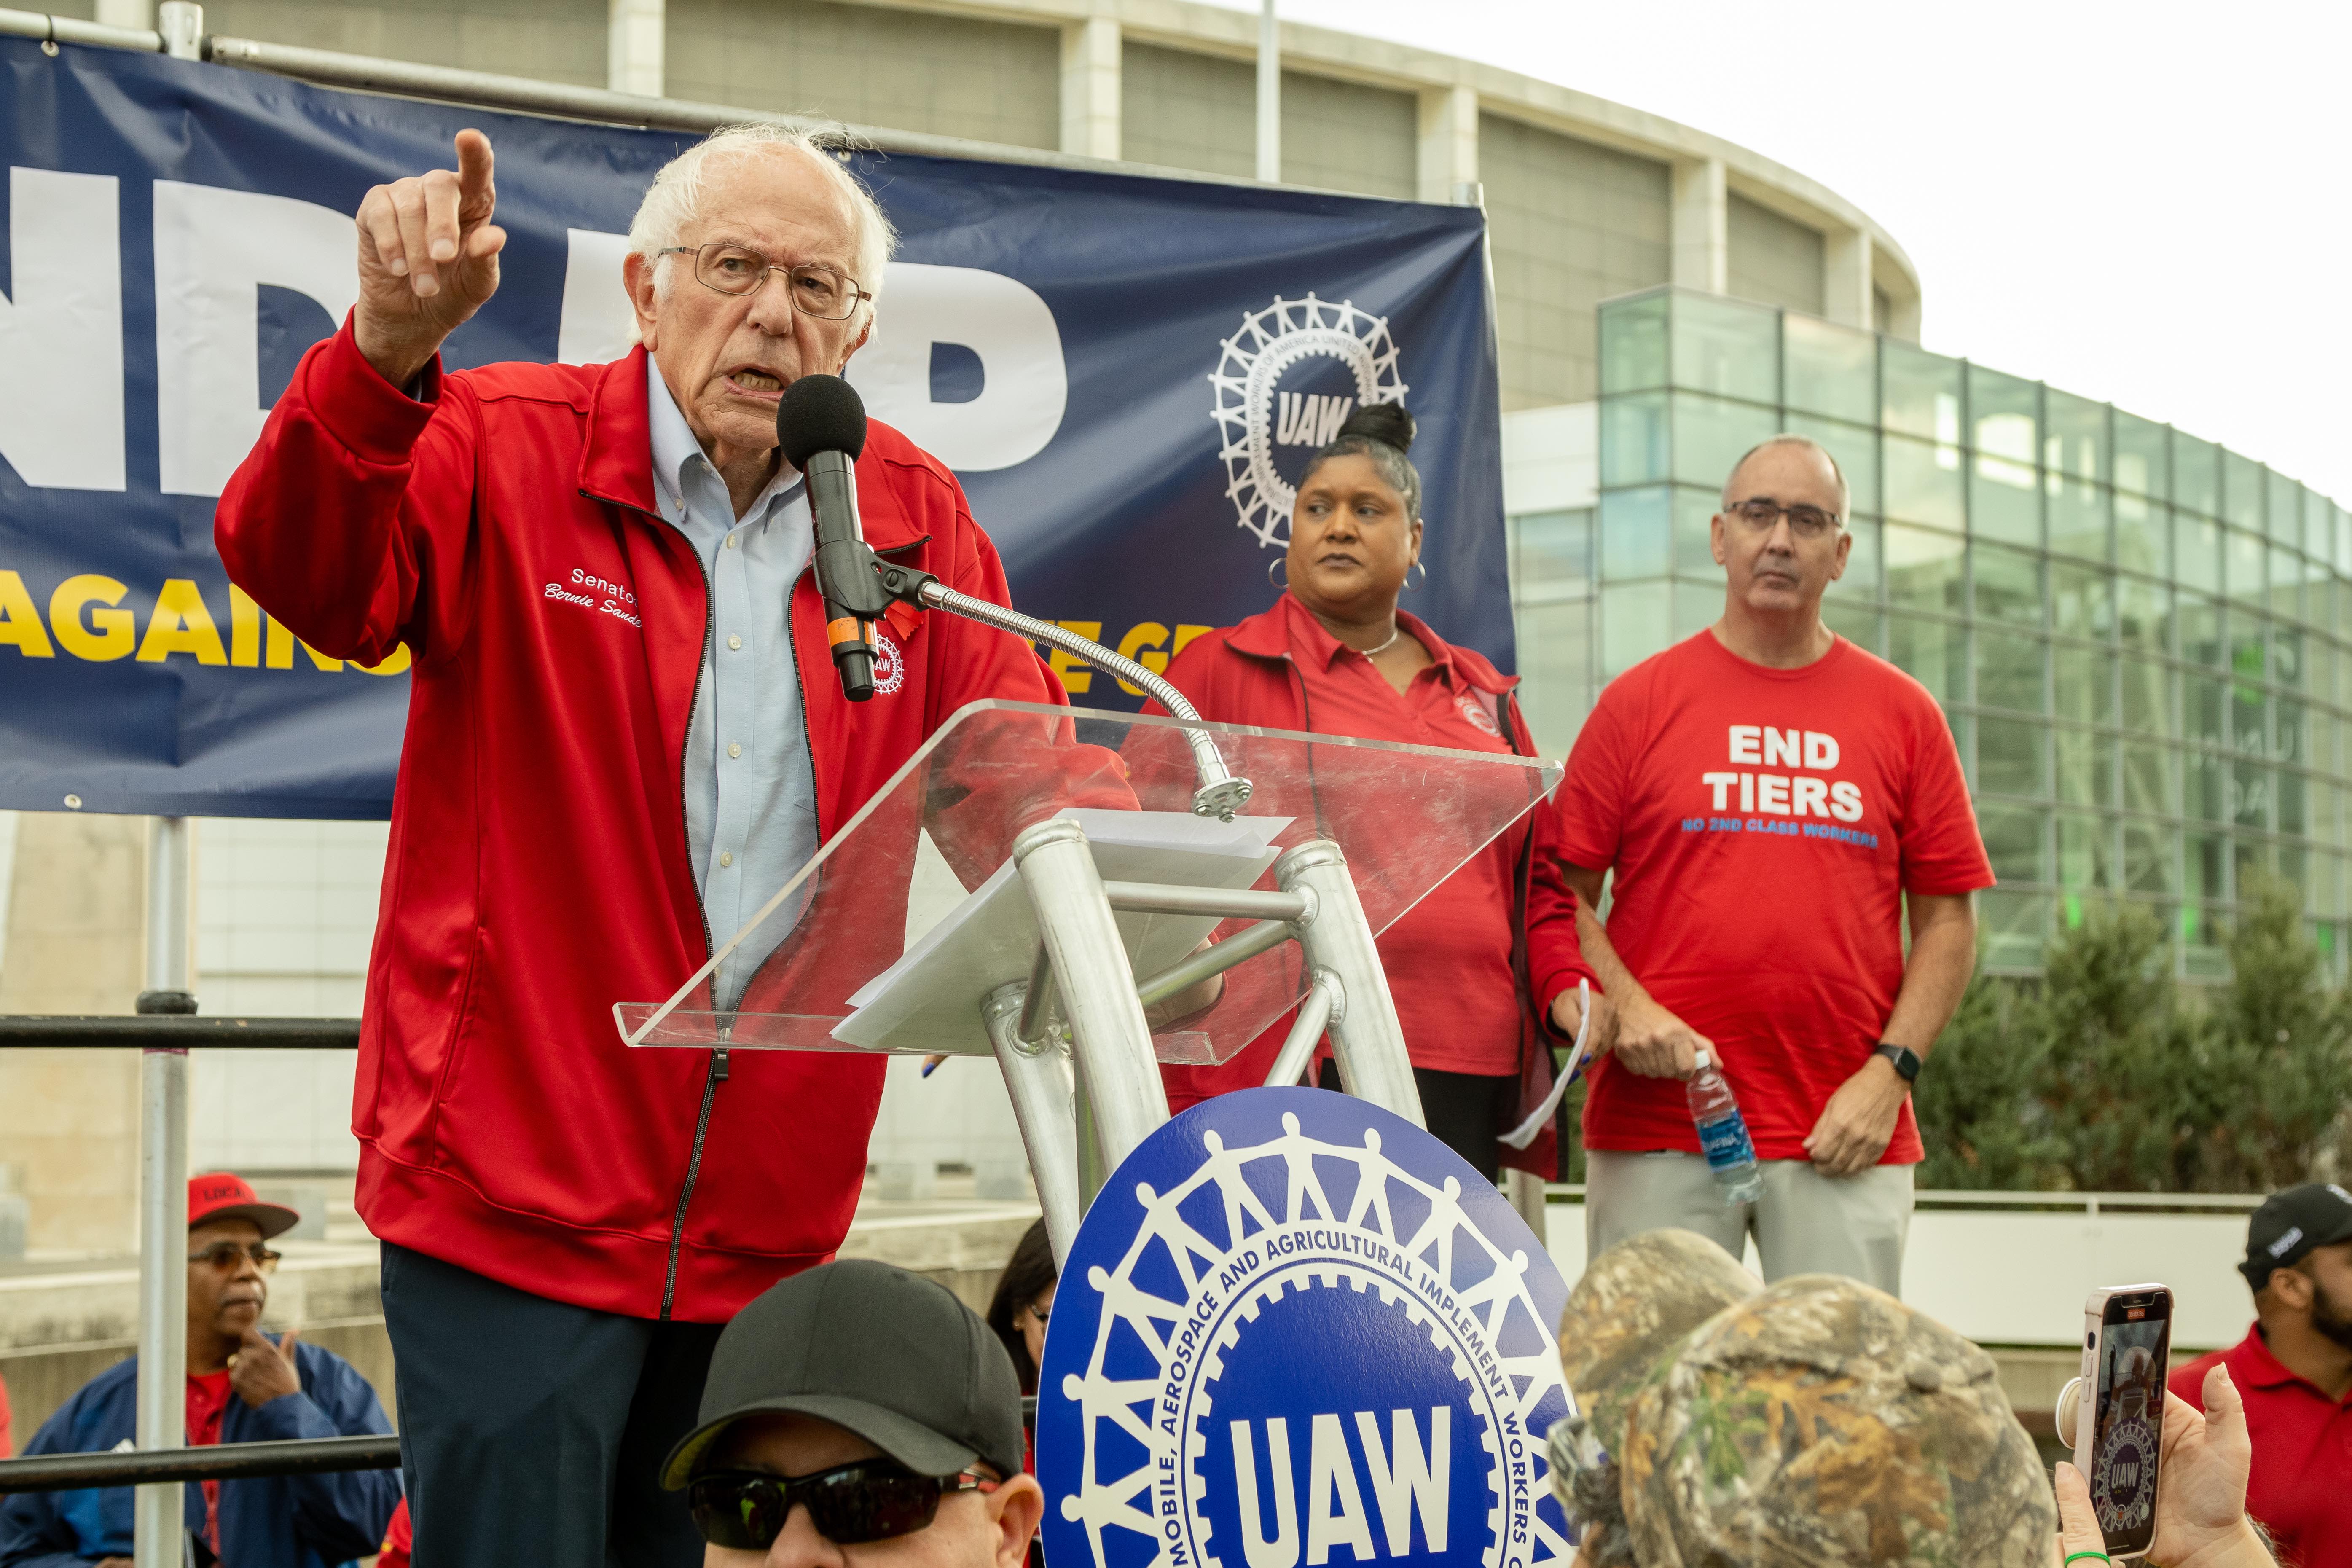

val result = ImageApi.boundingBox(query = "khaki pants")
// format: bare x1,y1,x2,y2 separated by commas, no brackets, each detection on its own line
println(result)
1583,1149,1914,1294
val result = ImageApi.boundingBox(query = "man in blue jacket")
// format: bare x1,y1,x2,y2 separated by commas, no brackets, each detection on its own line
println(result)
0,1173,400,1567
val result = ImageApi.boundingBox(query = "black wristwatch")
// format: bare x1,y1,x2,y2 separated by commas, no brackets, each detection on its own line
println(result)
1873,1042,1922,1084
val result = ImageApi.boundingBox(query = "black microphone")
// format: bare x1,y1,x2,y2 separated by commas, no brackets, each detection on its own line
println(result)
778,374,881,701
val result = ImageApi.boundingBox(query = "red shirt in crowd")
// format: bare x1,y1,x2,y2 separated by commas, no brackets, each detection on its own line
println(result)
379,1497,414,1568
1544,631,1991,1163
186,1369,235,1556
2172,1329,2352,1568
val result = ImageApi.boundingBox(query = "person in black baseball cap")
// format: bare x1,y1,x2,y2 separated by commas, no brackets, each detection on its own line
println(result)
2169,1181,2352,1568
663,1258,1043,1564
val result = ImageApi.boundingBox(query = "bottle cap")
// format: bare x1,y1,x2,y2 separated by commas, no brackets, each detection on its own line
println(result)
1692,1049,1711,1070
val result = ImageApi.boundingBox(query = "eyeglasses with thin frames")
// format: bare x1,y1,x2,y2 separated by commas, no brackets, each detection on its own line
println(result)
1724,497,1842,539
658,243,872,321
188,1242,281,1273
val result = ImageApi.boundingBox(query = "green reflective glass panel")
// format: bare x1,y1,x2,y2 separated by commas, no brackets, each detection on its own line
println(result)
2052,645,2115,725
2225,529,2265,606
2123,741,2173,816
2175,434,2220,519
1673,486,1721,577
1783,414,1879,519
2222,450,2266,532
2121,658,2173,739
1600,485,1670,580
2269,471,2303,544
2236,835,2274,890
2057,727,2117,808
1600,580,1671,679
1672,392,1780,491
1823,599,1881,654
1881,341,1963,443
2235,760,2272,829
1598,293,1668,395
1973,542,2043,626
2050,562,2113,641
1968,365,2041,545
1599,392,1669,487
1979,634,2046,713
1979,889,2051,969
1782,313,1875,423
2049,480,2109,564
1513,598,1593,756
1884,434,1965,529
2114,494,2165,578
2045,389,2107,486
2279,766,2308,836
2113,410,2169,501
1830,517,1880,601
1888,614,1966,703
2232,687,2266,764
2277,695,2307,765
2124,821,2175,895
2230,613,2267,689
1670,292,1777,403
2184,900,2228,976
1980,802,2046,883
1513,508,1594,596
2271,545,2302,594
2306,487,2333,561
1884,524,1965,614
1977,715,2046,796
2185,675,2226,749
2175,515,2222,595
2337,506,2352,575
2188,751,2229,822
2117,576,2168,656
2274,627,2306,695
1670,577,1717,642
2186,832,2226,899
2057,812,2115,890
2175,593,2223,668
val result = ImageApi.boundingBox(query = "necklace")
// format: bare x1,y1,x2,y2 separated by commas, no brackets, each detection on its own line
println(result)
1357,625,1401,658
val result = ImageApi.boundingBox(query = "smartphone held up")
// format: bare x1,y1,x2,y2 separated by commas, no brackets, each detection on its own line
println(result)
2057,1282,2174,1560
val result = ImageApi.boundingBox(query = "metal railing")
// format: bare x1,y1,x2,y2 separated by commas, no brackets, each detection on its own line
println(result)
0,1435,400,1495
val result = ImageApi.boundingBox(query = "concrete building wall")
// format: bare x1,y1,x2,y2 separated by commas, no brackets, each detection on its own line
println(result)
201,0,607,87
1727,191,1826,317
1120,40,1254,179
1278,70,1416,199
1479,112,1671,411
669,0,1061,148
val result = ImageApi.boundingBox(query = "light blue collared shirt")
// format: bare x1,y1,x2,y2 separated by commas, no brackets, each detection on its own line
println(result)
647,356,820,1009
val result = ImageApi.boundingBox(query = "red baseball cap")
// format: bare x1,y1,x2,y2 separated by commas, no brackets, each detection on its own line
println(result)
187,1172,302,1240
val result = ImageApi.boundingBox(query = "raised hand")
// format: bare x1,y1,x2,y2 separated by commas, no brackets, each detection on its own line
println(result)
228,1323,304,1408
354,129,506,389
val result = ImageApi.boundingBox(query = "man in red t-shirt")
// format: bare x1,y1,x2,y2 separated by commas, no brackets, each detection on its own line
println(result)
1541,435,1990,1291
2171,1182,2352,1567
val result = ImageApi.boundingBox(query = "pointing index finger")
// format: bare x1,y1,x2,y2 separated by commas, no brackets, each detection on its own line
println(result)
454,129,496,223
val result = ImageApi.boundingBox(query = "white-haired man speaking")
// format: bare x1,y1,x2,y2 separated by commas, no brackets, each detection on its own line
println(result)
215,127,1089,1566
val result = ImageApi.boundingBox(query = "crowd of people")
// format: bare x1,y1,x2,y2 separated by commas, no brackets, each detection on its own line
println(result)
0,114,2339,1566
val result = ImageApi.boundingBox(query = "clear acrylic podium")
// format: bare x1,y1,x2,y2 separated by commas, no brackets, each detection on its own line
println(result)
616,701,1560,1262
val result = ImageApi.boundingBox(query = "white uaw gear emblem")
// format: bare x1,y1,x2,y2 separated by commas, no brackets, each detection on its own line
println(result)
1053,1112,1572,1568
1209,295,1407,548
869,628,905,695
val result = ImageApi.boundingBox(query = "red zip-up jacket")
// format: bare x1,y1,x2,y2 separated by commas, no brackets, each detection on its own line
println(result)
216,320,1092,1321
1135,601,1595,1177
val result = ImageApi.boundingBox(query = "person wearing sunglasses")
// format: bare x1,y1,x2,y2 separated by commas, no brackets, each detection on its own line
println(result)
661,1258,1042,1565
1536,435,1990,1294
0,1172,400,1568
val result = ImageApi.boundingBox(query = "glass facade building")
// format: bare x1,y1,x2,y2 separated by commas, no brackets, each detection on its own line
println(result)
1510,286,2352,977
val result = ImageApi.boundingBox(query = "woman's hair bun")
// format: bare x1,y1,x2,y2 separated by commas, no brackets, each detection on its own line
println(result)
1338,401,1415,455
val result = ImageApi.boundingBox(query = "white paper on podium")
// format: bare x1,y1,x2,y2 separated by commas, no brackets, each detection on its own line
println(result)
832,808,1293,1055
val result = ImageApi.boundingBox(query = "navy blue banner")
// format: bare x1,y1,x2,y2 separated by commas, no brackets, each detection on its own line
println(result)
0,38,1507,818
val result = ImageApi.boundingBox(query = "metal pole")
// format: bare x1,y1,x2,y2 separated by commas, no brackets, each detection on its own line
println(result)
135,816,194,1568
1012,820,1169,1175
983,985,1084,1267
155,0,201,57
1275,840,1422,1127
1263,969,1341,1089
1255,0,1279,184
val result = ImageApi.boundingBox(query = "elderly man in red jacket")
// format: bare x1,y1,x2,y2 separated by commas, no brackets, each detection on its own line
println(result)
215,124,1084,1568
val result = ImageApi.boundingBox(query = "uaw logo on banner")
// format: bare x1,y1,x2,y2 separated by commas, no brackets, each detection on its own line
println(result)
1209,296,1407,549
1037,1088,1573,1568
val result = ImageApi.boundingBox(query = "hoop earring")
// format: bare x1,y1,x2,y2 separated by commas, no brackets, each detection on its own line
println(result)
1405,559,1427,591
1267,556,1290,590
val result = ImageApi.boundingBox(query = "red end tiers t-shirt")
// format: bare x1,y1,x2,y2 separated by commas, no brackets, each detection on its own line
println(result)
1547,631,1992,1163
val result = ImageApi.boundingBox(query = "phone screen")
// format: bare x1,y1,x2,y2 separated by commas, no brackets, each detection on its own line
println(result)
2090,1294,2170,1552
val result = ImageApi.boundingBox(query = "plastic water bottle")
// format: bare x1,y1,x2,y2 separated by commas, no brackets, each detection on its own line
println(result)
1687,1049,1764,1205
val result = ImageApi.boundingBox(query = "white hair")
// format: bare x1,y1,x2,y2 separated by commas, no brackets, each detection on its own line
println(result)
627,123,896,324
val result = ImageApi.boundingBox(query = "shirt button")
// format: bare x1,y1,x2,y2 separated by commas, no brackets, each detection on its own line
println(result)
719,851,733,868
726,533,738,549
728,742,743,759
727,634,742,651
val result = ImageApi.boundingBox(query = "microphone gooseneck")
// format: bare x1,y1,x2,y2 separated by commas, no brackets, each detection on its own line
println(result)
779,375,883,701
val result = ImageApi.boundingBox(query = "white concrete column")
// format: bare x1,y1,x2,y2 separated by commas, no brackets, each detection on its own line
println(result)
1254,0,1279,183
1059,16,1120,160
94,0,156,30
1825,226,1873,330
1416,85,1477,205
1670,157,1727,294
608,0,664,98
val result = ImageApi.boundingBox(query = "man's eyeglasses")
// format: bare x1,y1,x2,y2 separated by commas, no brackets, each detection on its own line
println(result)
1725,497,1841,539
658,243,871,320
688,1459,1000,1549
188,1242,281,1273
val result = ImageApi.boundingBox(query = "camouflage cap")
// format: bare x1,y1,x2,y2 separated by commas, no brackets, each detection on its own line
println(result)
1557,1229,1764,1457
1617,1274,2056,1568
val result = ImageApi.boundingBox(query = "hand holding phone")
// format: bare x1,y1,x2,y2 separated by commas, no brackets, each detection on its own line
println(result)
2071,1283,2173,1560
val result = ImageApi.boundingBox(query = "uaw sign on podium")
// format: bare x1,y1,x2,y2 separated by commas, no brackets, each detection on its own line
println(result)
620,698,1576,1566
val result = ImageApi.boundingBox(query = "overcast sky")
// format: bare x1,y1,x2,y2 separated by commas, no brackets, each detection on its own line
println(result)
1216,0,2352,509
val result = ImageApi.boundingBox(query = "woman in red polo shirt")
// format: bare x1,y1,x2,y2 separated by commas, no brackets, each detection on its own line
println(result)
1144,404,1603,1179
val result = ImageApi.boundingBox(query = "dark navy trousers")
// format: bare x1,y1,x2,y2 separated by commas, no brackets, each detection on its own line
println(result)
380,1240,724,1568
